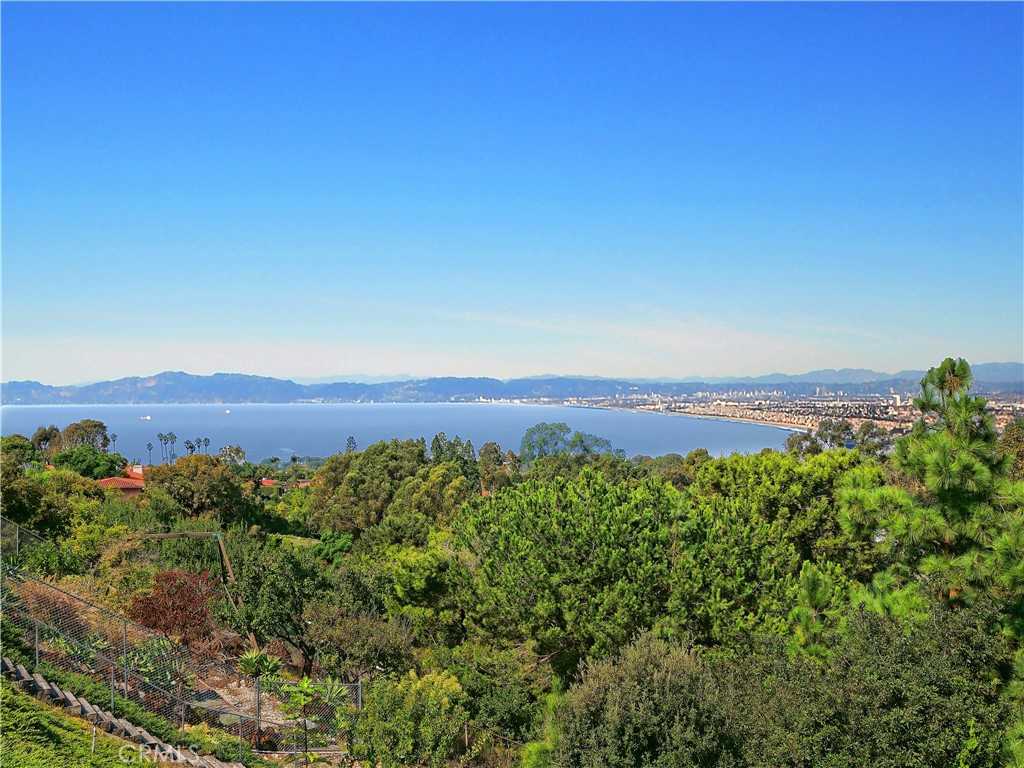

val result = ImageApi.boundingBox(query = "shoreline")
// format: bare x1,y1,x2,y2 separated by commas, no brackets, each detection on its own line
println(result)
668,411,808,433
569,402,808,433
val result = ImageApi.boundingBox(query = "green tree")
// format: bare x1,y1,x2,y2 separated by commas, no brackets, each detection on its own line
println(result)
646,448,712,490
455,470,683,675
477,441,520,493
51,445,127,479
895,357,1007,510
308,438,428,535
421,641,546,742
785,429,823,459
1,434,44,470
518,422,620,469
3,468,104,537
229,533,334,673
278,675,342,765
358,462,473,553
666,493,802,646
30,424,60,455
51,419,110,454
354,670,469,768
303,566,414,682
1001,419,1024,482
217,443,247,465
429,432,480,489
815,418,855,449
854,420,891,458
145,453,256,524
786,560,847,658
723,600,1010,768
687,449,870,576
838,359,1019,589
561,632,742,768
518,422,573,468
373,531,470,648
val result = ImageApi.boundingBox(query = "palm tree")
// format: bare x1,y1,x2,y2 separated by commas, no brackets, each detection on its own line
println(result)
167,432,177,462
184,439,195,456
203,437,210,454
157,433,166,463
110,433,118,453
146,442,154,465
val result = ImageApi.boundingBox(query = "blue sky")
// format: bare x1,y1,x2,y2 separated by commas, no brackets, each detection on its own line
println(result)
3,2,1021,384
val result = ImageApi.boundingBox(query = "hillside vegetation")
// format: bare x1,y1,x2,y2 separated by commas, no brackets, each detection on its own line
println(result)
2,357,1023,767
0,679,150,768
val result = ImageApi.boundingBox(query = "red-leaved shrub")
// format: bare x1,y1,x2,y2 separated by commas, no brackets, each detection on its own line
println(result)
127,570,218,646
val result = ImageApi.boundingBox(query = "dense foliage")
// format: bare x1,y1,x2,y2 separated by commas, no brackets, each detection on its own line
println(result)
2,357,1020,767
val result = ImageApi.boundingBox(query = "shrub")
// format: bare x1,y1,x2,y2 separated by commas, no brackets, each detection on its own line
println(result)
354,670,469,768
561,633,742,768
127,570,218,646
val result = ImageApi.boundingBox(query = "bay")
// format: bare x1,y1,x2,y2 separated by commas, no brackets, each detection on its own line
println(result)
0,403,791,463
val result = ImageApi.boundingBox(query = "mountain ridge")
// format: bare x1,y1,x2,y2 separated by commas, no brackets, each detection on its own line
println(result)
3,363,1021,405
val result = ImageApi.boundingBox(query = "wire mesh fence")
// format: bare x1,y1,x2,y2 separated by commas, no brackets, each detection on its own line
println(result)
0,514,47,562
0,515,358,758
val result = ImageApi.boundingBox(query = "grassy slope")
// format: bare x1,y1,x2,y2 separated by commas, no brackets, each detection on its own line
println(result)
0,678,150,767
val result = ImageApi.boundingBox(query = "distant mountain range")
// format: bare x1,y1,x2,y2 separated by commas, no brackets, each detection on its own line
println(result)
2,363,1021,405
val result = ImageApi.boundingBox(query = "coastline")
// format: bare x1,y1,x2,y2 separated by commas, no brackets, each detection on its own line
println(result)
667,411,807,433
569,403,808,433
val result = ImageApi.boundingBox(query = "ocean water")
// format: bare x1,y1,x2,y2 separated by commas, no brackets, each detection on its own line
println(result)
0,403,790,463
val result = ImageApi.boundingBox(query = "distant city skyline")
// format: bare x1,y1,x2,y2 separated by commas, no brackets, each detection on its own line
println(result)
3,3,1021,386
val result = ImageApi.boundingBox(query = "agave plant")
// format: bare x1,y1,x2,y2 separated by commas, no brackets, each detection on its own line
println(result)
237,648,283,678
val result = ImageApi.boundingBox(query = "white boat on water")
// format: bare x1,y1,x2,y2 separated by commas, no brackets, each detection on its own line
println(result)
139,415,152,421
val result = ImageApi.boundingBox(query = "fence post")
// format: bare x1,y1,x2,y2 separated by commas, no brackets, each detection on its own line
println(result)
15,524,20,560
357,679,362,710
110,666,115,711
34,620,39,670
238,718,243,760
122,620,128,697
255,678,261,744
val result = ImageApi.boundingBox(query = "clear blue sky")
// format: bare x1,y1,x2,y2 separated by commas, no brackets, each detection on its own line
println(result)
3,2,1021,384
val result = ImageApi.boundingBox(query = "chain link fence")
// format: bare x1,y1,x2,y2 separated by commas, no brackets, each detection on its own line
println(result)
0,514,47,561
0,515,358,759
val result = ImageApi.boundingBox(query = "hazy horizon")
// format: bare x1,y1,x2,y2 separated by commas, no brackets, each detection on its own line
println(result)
6,361,1023,390
3,4,1021,385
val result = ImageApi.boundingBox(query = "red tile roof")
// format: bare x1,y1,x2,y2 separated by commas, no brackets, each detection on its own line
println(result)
260,478,277,487
97,477,145,490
